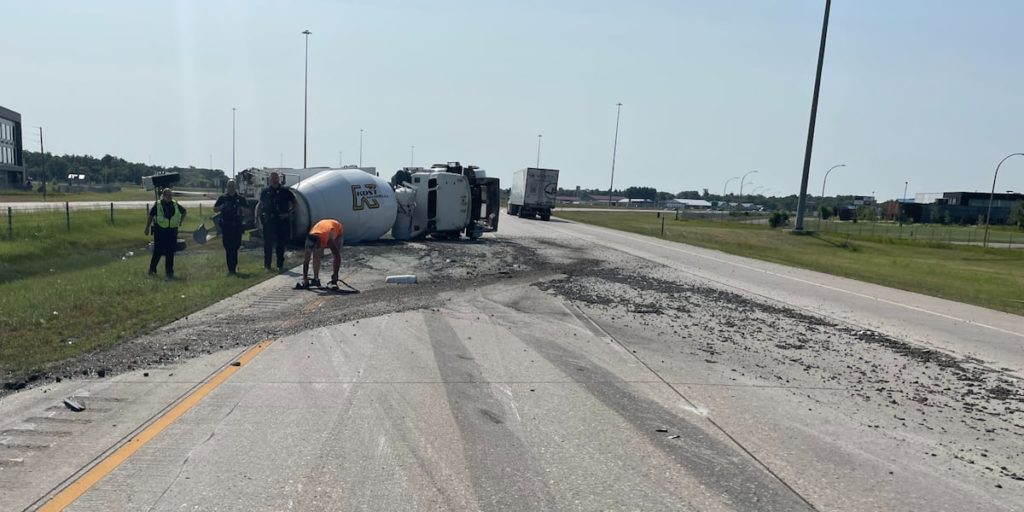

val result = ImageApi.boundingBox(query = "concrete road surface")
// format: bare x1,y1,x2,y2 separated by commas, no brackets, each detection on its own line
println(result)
2,215,1021,511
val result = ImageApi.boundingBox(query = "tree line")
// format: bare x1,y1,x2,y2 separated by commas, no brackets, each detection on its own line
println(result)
22,151,227,189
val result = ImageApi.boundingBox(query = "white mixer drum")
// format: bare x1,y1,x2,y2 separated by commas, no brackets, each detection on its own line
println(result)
291,170,398,243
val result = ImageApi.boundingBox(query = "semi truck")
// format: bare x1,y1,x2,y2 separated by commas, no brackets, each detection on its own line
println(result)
507,167,559,221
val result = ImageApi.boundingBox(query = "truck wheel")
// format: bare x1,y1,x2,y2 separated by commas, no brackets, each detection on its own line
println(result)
540,213,551,221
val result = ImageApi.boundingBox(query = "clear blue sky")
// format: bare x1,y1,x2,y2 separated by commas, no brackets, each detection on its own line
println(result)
6,0,1024,200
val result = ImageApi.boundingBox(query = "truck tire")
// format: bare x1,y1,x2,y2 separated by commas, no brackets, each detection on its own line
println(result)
518,209,529,218
540,213,551,221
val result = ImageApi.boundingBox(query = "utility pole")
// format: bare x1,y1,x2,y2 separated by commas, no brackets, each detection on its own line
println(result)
339,151,343,167
359,128,364,167
607,102,623,207
302,29,312,169
410,145,415,167
794,0,833,232
536,134,542,168
231,107,237,178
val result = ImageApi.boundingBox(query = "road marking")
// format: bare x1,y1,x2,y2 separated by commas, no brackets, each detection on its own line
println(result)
37,340,273,512
554,221,1024,339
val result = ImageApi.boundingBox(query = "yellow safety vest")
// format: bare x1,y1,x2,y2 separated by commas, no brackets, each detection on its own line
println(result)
153,201,183,229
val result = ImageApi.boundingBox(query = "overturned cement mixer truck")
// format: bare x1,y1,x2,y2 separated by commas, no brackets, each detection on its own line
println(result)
233,162,501,244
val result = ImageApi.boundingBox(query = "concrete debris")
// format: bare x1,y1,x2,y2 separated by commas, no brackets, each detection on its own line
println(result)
385,274,417,284
63,398,86,412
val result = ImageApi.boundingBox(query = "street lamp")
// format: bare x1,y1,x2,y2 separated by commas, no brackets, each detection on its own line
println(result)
739,170,758,197
410,145,415,167
302,30,312,169
359,128,364,167
983,152,1024,247
607,102,623,207
231,107,237,178
536,134,542,168
817,163,846,230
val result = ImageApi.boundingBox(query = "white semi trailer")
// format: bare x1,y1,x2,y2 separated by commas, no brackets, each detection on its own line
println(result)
508,167,559,221
234,162,499,244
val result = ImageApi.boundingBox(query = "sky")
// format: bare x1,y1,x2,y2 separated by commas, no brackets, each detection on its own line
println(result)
5,0,1024,200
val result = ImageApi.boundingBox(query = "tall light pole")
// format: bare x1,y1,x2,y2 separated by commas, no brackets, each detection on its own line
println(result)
302,29,312,169
794,0,833,232
536,134,542,168
723,176,739,198
984,152,1024,247
739,170,759,197
359,128,364,167
817,163,846,230
607,102,623,207
231,107,237,178
410,145,415,167
338,151,343,167
898,180,909,239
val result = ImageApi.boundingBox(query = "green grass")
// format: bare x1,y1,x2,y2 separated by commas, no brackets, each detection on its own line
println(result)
0,209,285,375
815,220,1021,245
556,211,1024,316
0,188,157,202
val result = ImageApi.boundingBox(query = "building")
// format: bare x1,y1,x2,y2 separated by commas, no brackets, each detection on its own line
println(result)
0,106,25,188
899,191,1023,224
665,198,712,210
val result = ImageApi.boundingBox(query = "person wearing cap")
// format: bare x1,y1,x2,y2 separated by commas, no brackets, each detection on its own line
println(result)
145,187,187,278
300,219,344,288
214,179,249,275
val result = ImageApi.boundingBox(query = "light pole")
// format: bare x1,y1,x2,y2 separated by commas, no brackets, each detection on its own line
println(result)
817,163,845,230
739,170,758,198
723,176,739,210
359,128,364,167
231,107,236,178
536,134,542,168
607,102,623,207
302,30,311,169
410,145,415,167
794,0,833,232
898,180,909,239
338,151,343,167
984,152,1024,247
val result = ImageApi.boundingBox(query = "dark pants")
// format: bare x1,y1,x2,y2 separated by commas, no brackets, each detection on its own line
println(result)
263,218,290,269
149,228,177,277
222,225,243,273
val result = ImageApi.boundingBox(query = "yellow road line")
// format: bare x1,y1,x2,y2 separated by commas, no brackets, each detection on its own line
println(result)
38,340,274,512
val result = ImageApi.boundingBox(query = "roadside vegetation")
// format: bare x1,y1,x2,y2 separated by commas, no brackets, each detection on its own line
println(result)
0,209,287,379
555,210,1024,316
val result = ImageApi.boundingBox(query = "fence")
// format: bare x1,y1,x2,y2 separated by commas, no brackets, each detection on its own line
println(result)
815,218,1021,247
2,201,214,240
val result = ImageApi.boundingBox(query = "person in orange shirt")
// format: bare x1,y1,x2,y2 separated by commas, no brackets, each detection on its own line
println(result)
300,219,344,289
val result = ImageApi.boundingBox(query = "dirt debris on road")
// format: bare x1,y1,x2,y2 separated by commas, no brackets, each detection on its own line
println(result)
537,260,1024,485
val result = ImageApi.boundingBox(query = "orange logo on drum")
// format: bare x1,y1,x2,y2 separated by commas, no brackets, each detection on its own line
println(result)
351,184,382,210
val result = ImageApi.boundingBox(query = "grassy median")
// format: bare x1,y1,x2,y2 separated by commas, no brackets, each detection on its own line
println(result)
555,211,1024,316
0,209,283,376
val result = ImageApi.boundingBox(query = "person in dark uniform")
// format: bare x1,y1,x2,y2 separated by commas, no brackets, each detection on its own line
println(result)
259,172,297,272
145,188,187,278
214,179,249,275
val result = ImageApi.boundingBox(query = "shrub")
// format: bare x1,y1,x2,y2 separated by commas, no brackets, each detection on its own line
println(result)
768,211,790,228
